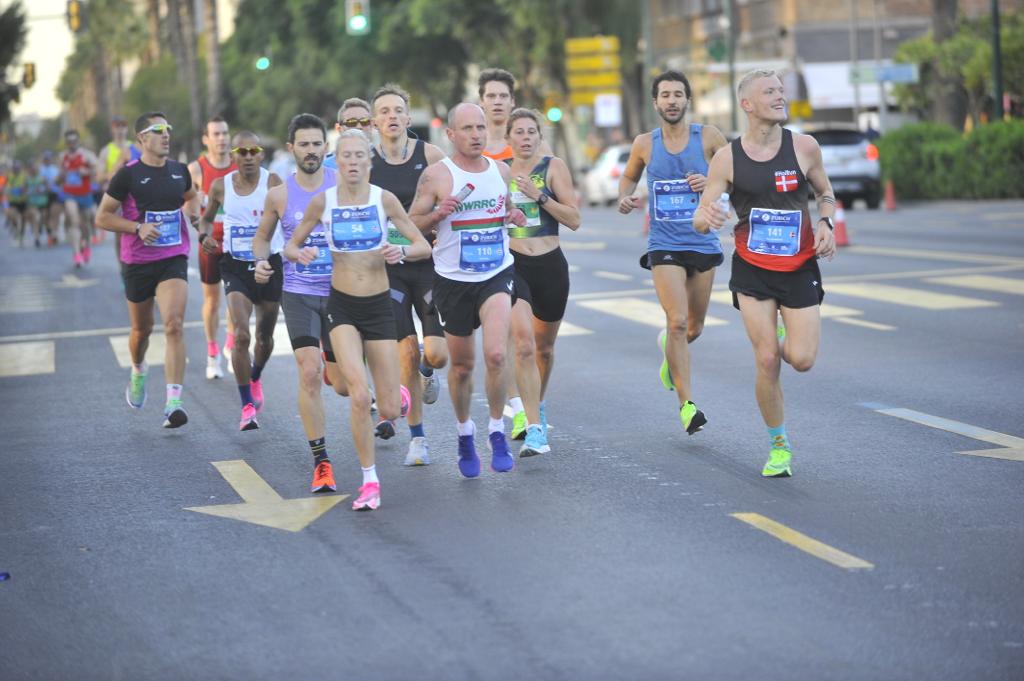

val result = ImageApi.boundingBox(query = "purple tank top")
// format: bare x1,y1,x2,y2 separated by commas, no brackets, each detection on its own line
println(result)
280,168,337,296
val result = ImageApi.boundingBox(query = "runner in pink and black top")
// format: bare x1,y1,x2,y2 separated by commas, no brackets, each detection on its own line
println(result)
96,111,198,430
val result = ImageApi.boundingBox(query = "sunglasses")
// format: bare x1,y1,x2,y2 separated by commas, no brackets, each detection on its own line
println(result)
341,117,372,128
231,146,264,156
139,123,173,135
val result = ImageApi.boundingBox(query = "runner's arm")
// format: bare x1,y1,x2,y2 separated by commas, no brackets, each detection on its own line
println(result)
283,192,325,265
408,164,454,232
186,160,203,218
198,178,223,252
693,145,733,234
541,157,581,230
252,185,283,261
423,143,446,165
687,126,729,193
618,134,649,213
381,190,431,263
797,134,837,260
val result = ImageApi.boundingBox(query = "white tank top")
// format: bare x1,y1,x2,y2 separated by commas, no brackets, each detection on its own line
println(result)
322,183,387,253
433,156,513,282
222,168,282,259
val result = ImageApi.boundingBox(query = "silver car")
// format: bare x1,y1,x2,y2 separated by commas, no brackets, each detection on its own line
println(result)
805,125,881,209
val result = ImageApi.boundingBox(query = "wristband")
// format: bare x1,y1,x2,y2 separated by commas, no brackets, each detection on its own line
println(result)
134,223,142,236
400,245,407,260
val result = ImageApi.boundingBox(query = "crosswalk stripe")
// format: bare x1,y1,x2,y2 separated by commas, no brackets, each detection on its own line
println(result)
594,270,633,281
712,290,867,320
109,333,172,369
0,341,55,377
577,297,728,328
925,274,1024,296
0,275,56,314
557,321,592,336
827,282,998,310
833,317,896,331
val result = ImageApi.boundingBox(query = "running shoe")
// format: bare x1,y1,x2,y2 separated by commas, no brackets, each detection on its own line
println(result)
421,371,440,404
657,329,674,391
81,245,91,264
457,434,480,478
762,447,793,478
519,424,550,457
777,316,786,341
510,410,528,441
251,378,264,412
311,460,337,493
206,354,223,380
540,402,548,432
73,252,83,268
125,368,147,409
404,437,430,466
239,403,259,431
399,384,411,418
223,342,234,374
375,419,396,440
680,400,707,435
162,399,188,429
370,388,377,414
352,482,381,511
489,431,514,472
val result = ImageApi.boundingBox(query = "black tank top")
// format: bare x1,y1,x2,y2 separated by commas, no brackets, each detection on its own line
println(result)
370,138,428,211
730,128,814,270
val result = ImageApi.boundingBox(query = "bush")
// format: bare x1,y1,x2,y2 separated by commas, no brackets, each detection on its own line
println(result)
877,120,1024,199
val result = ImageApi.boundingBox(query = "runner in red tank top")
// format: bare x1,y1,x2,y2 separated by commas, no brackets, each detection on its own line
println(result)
187,116,237,379
59,129,99,267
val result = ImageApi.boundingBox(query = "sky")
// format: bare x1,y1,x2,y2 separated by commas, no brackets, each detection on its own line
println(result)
9,0,74,120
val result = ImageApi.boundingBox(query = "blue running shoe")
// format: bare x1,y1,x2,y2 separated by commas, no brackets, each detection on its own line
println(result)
457,434,480,478
489,431,514,472
519,424,550,457
539,402,548,432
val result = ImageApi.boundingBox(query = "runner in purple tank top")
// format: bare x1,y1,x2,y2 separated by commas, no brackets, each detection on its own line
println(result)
252,113,346,494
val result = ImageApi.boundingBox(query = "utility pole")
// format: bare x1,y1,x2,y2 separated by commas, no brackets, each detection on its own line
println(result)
848,0,861,126
873,0,885,132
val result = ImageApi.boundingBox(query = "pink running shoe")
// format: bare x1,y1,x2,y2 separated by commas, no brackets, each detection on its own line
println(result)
352,482,380,511
239,403,259,431
251,379,264,412
399,384,411,418
82,245,91,264
73,252,83,268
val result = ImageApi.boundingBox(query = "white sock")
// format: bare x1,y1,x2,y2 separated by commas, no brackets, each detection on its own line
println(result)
457,419,475,436
361,465,379,485
508,397,524,413
488,417,504,434
132,362,147,375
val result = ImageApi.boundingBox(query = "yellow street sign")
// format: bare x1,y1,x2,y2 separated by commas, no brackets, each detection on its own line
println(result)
185,460,346,532
569,91,621,107
567,54,621,73
568,71,622,90
788,100,813,119
565,35,620,56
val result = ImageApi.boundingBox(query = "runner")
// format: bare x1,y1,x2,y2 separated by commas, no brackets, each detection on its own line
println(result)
252,113,346,493
26,161,49,248
324,98,374,170
694,69,837,477
408,103,528,478
38,151,62,247
6,160,29,247
285,128,431,510
618,69,729,437
96,112,198,428
188,116,237,380
504,108,582,456
199,133,283,430
58,129,98,267
369,83,449,464
97,116,136,263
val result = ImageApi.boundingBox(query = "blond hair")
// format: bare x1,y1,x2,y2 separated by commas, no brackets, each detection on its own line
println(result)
737,69,779,98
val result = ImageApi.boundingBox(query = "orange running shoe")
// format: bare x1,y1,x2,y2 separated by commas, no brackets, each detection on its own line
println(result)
311,460,336,493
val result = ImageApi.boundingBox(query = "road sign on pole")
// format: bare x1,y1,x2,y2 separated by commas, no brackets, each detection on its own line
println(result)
565,35,622,118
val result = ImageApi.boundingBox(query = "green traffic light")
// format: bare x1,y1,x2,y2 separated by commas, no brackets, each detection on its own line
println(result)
255,56,271,71
546,107,563,123
349,15,368,32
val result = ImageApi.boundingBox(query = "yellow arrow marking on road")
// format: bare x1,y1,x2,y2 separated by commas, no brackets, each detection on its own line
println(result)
185,460,346,532
731,513,874,569
864,404,1024,462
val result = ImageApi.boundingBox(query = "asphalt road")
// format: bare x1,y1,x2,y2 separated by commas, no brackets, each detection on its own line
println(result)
1,201,1022,680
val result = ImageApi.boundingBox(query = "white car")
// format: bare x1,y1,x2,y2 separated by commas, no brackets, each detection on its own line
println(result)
584,144,631,206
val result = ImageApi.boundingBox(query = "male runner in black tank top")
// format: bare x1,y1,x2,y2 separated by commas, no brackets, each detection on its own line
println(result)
369,84,449,465
695,69,837,479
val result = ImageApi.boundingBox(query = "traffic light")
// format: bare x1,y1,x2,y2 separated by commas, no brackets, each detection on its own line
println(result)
345,0,370,36
255,56,271,71
546,107,563,123
67,0,86,34
22,63,36,89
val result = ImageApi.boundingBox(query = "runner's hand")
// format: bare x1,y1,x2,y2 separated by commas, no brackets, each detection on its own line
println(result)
382,244,404,265
618,194,640,214
434,196,460,221
814,223,837,261
253,259,274,284
685,173,707,193
137,222,159,246
515,175,538,200
296,246,319,265
507,207,527,227
201,236,221,254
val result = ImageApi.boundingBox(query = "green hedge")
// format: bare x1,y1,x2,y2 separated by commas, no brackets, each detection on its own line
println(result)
877,120,1024,199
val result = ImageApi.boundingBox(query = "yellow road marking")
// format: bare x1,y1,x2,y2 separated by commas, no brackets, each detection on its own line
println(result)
185,460,346,532
562,241,606,251
570,288,660,301
827,282,998,310
558,321,593,336
828,263,1024,284
731,513,874,569
0,341,55,377
109,333,170,368
594,270,633,281
577,297,728,328
925,274,1024,296
844,245,1024,266
568,264,581,273
833,317,896,331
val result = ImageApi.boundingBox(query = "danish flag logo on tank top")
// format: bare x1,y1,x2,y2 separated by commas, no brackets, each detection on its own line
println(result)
774,170,799,192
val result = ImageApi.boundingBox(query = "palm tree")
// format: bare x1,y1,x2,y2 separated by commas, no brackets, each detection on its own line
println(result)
204,0,223,116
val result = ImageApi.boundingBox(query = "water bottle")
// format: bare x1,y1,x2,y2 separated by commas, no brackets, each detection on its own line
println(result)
714,192,730,229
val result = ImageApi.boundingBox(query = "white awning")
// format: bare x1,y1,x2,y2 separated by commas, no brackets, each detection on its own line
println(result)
803,61,893,110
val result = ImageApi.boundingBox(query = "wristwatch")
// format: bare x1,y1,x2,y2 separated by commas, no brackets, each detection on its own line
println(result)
537,193,550,206
818,216,834,231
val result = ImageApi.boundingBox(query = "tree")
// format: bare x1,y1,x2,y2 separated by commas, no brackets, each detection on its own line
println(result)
931,0,968,130
165,0,202,157
204,0,223,116
0,1,28,128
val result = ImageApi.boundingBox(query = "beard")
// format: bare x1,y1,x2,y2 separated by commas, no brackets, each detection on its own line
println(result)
656,105,686,124
298,156,323,174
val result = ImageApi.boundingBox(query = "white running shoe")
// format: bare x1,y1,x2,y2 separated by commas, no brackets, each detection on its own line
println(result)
206,354,223,380
421,371,440,404
404,436,430,466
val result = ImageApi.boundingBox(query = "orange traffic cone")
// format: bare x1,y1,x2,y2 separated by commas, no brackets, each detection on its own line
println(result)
833,200,850,247
884,179,897,211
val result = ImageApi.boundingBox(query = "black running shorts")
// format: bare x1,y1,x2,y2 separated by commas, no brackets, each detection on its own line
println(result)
512,247,570,323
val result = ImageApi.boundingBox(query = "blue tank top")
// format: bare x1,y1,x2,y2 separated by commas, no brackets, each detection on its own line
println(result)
646,124,720,254
280,168,337,296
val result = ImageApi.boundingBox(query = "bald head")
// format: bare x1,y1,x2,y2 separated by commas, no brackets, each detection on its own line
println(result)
446,103,487,159
231,131,260,147
448,102,485,129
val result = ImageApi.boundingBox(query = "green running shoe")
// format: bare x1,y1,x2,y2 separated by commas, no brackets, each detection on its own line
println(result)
777,316,786,341
163,399,188,429
510,409,527,441
762,447,792,477
125,369,147,409
657,329,674,391
680,400,707,435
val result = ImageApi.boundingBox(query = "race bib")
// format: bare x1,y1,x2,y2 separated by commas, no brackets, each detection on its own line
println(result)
145,210,183,247
652,179,699,222
228,224,259,261
457,225,505,273
386,218,412,246
747,208,802,257
330,206,382,252
295,231,332,277
66,170,82,186
508,188,541,239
